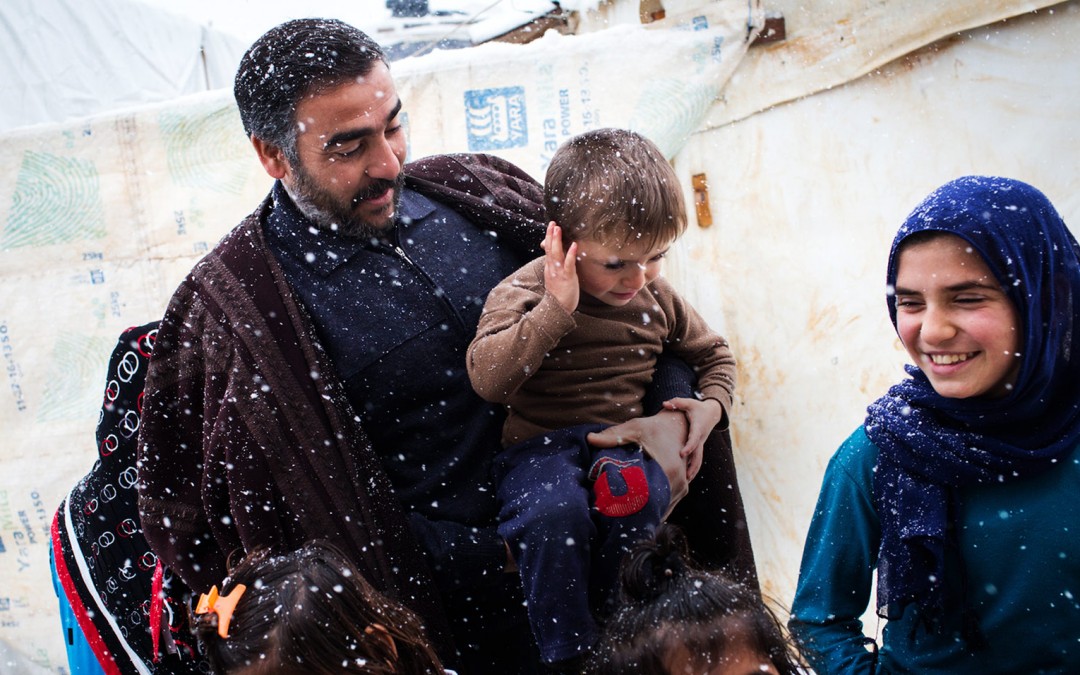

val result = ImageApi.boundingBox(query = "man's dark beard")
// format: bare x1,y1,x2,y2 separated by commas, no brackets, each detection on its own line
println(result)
286,165,405,240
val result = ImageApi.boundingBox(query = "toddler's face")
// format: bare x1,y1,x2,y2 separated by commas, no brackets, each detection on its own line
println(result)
573,234,672,306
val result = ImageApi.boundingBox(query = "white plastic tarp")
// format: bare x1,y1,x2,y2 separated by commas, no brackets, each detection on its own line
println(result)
1,0,1077,670
0,0,246,133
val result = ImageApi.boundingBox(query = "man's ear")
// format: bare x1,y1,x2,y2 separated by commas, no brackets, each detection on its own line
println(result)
250,136,289,180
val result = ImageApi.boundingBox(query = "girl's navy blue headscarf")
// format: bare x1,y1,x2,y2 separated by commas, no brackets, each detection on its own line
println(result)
864,176,1080,630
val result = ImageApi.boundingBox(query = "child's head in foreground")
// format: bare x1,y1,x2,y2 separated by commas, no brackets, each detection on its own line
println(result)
544,128,688,306
587,524,804,675
194,540,446,675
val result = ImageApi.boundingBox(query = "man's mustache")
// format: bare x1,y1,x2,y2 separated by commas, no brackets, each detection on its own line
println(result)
352,177,400,204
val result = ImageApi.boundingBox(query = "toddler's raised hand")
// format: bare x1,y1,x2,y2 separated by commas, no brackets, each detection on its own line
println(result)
542,222,579,312
662,397,725,481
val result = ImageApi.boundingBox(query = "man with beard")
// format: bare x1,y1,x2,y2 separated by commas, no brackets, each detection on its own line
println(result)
137,18,756,674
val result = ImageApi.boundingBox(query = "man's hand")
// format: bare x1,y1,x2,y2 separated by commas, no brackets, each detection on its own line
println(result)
541,221,579,312
587,409,691,515
663,397,724,484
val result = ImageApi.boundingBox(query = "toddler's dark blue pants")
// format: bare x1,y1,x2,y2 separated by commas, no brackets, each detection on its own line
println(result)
494,423,670,663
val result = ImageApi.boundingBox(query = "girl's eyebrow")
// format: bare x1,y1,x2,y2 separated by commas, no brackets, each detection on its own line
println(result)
894,280,1000,295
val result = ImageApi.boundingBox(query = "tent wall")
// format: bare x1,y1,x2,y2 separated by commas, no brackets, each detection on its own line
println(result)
0,0,246,134
0,0,1076,669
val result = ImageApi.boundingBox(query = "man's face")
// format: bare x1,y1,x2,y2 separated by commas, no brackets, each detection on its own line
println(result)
282,62,407,238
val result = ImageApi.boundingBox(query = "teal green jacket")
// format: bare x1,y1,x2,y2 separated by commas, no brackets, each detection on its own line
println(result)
790,427,1080,674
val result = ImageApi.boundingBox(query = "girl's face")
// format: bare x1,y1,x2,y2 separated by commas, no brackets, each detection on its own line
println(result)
893,233,1022,399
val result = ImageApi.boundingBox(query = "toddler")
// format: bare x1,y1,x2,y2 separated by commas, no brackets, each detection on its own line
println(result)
467,127,737,666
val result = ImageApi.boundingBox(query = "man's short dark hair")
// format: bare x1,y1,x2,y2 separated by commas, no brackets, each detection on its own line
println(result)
233,18,387,163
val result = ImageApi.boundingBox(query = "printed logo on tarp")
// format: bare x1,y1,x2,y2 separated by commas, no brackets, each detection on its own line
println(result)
464,87,528,151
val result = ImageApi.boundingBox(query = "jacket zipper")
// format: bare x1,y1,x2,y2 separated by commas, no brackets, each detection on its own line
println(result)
390,243,468,333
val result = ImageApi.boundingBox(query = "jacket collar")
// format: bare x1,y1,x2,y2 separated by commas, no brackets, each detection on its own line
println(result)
266,181,435,277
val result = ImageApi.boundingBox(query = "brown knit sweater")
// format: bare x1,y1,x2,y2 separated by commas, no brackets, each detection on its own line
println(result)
468,256,736,447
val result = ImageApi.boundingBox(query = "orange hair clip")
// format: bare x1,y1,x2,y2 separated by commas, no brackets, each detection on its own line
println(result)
195,584,247,638
365,622,399,659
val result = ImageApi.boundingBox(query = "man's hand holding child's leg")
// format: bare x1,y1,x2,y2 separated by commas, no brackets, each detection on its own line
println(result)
588,409,690,517
663,397,725,483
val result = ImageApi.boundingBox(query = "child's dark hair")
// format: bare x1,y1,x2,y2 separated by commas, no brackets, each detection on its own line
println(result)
194,540,445,675
544,127,687,250
587,524,804,675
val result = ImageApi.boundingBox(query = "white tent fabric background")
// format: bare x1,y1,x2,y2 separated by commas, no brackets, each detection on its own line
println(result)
1,0,1078,671
0,0,248,133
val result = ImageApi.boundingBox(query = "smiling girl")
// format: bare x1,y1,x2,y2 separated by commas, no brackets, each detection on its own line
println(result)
789,176,1080,673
